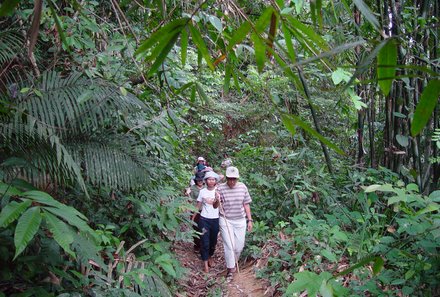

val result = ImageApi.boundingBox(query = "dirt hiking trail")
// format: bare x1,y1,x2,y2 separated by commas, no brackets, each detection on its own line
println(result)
173,238,272,296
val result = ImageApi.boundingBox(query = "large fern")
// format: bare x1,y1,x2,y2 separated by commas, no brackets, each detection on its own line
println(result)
1,70,154,192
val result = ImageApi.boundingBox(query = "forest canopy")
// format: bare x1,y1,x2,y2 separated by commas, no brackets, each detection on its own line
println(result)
0,0,439,296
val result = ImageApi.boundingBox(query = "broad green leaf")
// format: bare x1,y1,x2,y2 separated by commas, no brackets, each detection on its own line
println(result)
287,271,321,296
44,211,75,257
148,33,180,76
0,182,22,197
281,22,296,63
22,191,87,220
335,255,377,277
180,27,188,66
285,16,329,50
255,7,274,33
44,206,94,236
189,24,214,70
353,0,380,31
377,39,397,96
411,80,440,136
344,39,388,91
208,15,222,33
363,184,381,192
372,257,384,275
281,113,296,136
396,134,409,147
416,203,440,216
251,33,266,72
135,18,189,56
14,206,42,259
319,280,333,297
321,249,337,262
0,200,31,228
227,21,252,51
0,0,20,17
388,194,406,205
332,68,352,85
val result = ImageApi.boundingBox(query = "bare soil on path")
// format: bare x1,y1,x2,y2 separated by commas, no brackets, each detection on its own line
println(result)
173,238,272,297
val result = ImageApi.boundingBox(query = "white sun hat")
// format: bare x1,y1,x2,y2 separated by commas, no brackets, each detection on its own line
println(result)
204,171,219,181
197,156,205,161
225,166,239,178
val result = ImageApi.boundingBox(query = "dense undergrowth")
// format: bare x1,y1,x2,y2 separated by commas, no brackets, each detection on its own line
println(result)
1,1,439,296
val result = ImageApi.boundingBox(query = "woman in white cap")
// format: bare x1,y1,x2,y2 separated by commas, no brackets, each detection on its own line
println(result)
194,156,207,174
192,171,220,273
217,166,253,279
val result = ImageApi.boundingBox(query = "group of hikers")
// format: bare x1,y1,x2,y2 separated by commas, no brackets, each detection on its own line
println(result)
185,156,253,279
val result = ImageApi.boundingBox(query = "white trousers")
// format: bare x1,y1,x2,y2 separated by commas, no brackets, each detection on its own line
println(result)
219,217,246,269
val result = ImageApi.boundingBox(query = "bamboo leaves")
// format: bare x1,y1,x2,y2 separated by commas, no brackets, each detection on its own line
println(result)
377,40,397,96
136,17,217,74
411,80,440,136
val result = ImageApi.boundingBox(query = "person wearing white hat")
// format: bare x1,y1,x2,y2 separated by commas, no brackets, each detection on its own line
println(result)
217,166,253,279
192,171,220,273
194,156,207,174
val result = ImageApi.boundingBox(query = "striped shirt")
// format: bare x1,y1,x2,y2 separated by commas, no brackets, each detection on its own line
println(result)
218,182,252,220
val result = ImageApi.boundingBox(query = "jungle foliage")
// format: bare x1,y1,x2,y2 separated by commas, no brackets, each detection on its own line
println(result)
0,0,439,296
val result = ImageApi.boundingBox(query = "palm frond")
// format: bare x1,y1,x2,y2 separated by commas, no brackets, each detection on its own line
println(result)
1,71,154,192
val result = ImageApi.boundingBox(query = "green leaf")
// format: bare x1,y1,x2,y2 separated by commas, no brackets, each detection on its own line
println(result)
44,211,75,257
189,24,214,70
251,33,266,72
227,21,252,51
255,7,274,33
224,64,232,95
334,255,377,277
281,113,296,136
135,18,189,57
372,257,384,275
353,0,380,31
282,22,296,63
416,203,439,216
332,68,352,85
47,0,70,53
411,79,440,136
321,249,337,262
195,83,209,104
0,0,20,17
0,200,32,228
148,33,180,76
44,206,94,236
22,191,87,220
287,271,322,296
208,15,222,33
14,206,42,259
377,39,397,96
281,113,345,155
396,134,409,147
180,27,188,66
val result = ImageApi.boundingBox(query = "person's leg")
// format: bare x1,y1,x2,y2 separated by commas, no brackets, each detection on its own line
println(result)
193,212,201,251
198,217,210,272
208,218,219,266
231,218,247,260
219,217,236,270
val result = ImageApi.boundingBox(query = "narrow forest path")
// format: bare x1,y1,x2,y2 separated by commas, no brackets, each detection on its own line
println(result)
173,238,272,296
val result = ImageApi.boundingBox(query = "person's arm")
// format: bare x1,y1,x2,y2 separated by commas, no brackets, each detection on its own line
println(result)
244,203,253,232
192,201,202,220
